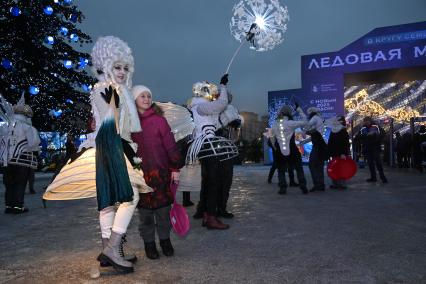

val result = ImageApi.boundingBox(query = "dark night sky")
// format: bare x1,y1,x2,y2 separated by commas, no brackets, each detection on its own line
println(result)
75,0,426,115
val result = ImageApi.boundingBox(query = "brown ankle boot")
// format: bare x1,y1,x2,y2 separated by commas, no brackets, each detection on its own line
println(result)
206,214,230,230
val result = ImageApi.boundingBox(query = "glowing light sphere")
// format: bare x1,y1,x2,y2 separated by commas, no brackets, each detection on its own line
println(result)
63,0,72,4
44,6,54,15
60,27,69,36
29,86,40,95
54,0,60,3
45,36,55,45
70,33,79,42
63,60,72,69
2,59,13,70
66,99,74,104
230,0,290,51
10,7,21,17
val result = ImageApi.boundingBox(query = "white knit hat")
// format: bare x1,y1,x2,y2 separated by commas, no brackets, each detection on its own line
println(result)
132,85,152,100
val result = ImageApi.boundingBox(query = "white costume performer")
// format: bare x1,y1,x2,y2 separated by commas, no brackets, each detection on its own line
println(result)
269,105,309,194
187,75,238,230
186,81,238,164
43,36,151,273
0,94,40,213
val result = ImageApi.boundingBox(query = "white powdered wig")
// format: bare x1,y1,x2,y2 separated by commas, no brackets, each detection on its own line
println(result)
91,36,135,88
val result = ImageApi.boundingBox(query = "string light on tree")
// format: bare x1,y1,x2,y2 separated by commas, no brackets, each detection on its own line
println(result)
45,36,55,45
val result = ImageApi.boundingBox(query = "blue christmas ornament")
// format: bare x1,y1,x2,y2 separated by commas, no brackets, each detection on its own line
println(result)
63,60,72,69
70,34,79,42
55,109,63,117
60,27,68,36
1,59,13,70
66,99,74,104
78,57,89,68
43,6,53,16
69,13,78,23
45,36,55,45
44,6,54,15
49,109,63,117
29,86,40,95
82,84,92,92
10,7,21,16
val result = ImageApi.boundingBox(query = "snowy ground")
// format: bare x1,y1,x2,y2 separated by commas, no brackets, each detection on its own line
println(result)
0,165,425,283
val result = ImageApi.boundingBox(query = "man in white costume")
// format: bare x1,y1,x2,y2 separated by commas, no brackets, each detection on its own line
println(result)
2,96,40,214
269,104,308,195
187,74,238,230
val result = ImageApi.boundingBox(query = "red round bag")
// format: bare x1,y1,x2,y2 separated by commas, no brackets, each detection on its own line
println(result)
327,157,357,180
169,181,190,237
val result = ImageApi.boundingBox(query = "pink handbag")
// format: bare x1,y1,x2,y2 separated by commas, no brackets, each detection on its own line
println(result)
169,181,190,237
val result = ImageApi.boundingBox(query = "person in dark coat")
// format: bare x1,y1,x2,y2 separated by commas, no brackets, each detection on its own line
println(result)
413,125,426,172
327,116,350,189
131,85,182,260
305,107,327,192
359,117,388,183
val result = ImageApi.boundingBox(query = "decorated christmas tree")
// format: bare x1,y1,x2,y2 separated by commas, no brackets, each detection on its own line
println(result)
0,0,96,135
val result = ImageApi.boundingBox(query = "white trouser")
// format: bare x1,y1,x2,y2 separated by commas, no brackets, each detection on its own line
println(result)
99,186,140,238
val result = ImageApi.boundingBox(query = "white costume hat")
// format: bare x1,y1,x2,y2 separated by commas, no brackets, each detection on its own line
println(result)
192,81,218,101
13,94,33,118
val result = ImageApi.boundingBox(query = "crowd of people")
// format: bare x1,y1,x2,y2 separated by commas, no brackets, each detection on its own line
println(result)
2,36,241,275
268,105,426,192
2,34,425,277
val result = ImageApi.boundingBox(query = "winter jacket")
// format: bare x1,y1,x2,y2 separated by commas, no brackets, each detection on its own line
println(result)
328,128,350,158
131,107,182,209
359,124,385,154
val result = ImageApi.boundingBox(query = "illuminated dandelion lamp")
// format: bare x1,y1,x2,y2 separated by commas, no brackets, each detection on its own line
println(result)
226,0,290,73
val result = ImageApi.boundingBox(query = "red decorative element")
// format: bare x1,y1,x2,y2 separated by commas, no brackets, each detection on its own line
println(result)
327,157,357,180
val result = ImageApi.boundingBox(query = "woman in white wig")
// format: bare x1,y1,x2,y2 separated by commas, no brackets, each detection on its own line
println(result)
90,36,150,273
